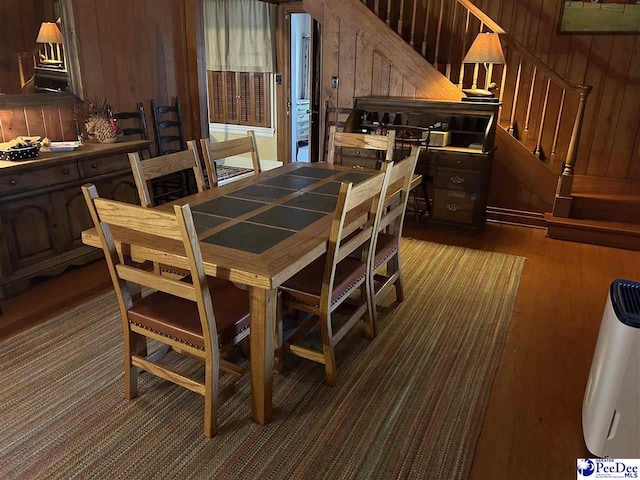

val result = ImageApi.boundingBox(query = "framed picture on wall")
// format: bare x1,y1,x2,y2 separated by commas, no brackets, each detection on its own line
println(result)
560,1,640,33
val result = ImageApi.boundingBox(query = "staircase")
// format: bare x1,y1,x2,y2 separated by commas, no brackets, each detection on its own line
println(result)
312,0,640,250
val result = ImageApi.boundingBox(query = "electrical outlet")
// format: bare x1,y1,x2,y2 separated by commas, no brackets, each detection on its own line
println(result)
331,76,339,89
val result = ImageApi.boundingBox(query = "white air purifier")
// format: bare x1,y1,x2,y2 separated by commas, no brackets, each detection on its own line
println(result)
582,279,640,458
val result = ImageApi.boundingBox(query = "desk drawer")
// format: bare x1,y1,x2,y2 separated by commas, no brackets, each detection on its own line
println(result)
431,151,485,171
433,189,476,225
0,164,80,195
78,153,131,178
435,167,482,192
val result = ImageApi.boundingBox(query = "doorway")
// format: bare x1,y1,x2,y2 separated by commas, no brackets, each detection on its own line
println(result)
276,5,320,164
290,13,312,162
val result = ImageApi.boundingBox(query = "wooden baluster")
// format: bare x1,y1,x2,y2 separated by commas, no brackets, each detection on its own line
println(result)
524,66,537,132
374,0,380,17
398,0,406,37
534,78,551,159
458,9,471,88
386,0,392,26
498,63,507,121
434,0,444,69
551,89,566,158
471,22,484,89
447,2,459,83
554,87,591,217
422,0,432,58
508,59,522,137
410,0,418,48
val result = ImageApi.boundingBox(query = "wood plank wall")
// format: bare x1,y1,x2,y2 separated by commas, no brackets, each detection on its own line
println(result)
471,0,640,181
1,0,195,149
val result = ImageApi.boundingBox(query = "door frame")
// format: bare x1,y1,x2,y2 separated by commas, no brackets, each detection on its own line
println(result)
276,2,319,164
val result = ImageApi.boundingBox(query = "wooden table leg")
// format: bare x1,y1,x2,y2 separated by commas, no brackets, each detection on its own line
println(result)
249,286,276,425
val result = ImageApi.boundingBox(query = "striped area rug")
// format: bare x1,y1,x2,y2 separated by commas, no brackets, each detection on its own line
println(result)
0,239,524,480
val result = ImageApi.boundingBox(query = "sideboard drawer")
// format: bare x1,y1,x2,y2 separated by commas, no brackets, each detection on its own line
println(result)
340,156,377,170
433,189,477,225
0,164,80,196
431,151,485,171
435,167,482,192
78,154,131,178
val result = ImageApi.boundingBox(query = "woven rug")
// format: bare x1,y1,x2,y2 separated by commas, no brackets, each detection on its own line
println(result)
0,239,524,480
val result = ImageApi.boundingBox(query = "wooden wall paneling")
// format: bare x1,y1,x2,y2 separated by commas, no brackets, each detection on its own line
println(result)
58,104,77,140
575,35,614,176
354,33,374,98
72,0,106,97
24,107,46,138
41,105,63,141
389,67,403,97
337,22,357,110
322,7,340,157
0,108,29,140
402,79,417,98
371,51,383,96
586,36,635,178
185,0,208,140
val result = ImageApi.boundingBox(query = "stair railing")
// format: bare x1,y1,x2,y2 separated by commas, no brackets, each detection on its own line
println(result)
360,0,592,217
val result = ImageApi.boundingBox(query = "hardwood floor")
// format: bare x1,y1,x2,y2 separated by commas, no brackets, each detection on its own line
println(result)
2,222,639,479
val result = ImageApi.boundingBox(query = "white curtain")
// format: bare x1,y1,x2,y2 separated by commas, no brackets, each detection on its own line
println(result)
203,0,275,73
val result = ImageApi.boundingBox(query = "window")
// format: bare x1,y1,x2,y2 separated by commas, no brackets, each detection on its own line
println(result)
207,71,271,128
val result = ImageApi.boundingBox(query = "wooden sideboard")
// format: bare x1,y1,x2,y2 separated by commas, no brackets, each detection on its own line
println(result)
0,140,149,298
344,97,498,233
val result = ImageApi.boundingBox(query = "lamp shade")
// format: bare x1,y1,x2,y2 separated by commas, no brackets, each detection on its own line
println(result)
36,22,63,44
463,33,505,64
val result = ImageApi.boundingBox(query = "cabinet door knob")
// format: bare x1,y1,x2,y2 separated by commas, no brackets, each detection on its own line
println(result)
446,203,459,212
91,163,98,169
9,179,16,185
450,176,465,184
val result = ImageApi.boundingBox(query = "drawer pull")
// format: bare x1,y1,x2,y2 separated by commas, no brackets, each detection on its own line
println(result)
91,163,98,169
9,179,16,185
356,150,361,155
446,203,459,212
63,168,70,175
449,176,465,184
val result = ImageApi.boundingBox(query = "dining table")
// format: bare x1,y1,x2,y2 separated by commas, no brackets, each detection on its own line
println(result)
81,161,401,425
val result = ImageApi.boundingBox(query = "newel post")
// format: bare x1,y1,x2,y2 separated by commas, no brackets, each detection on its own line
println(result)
552,85,591,217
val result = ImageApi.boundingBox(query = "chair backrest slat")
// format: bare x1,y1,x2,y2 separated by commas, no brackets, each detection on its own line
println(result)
129,149,206,208
199,131,261,188
327,126,396,165
116,264,197,301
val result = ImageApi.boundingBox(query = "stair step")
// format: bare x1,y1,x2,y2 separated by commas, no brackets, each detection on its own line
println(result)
545,213,640,251
571,193,640,225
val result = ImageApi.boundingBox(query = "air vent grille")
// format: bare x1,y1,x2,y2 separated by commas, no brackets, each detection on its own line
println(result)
611,280,640,329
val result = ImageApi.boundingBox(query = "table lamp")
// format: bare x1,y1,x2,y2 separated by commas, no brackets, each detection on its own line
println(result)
462,32,505,98
36,22,63,65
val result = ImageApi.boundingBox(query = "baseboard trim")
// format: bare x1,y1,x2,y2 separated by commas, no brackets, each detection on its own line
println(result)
486,206,547,229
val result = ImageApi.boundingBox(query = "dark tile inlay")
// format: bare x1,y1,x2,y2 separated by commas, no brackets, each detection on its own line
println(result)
338,171,374,184
193,213,228,234
203,222,294,254
283,192,338,213
260,175,318,190
229,184,292,203
248,206,326,231
192,196,263,218
285,166,336,179
311,181,342,196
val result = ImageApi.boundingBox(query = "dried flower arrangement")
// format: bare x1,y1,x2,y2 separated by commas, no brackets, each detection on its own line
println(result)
74,98,121,144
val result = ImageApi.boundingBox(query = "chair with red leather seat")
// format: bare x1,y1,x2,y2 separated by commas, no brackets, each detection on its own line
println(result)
274,164,392,386
82,184,250,437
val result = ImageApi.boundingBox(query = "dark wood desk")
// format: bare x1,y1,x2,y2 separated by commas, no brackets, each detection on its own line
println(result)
82,162,382,426
0,140,150,298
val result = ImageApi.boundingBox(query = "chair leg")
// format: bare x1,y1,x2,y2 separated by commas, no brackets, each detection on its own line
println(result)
412,189,420,228
203,360,219,437
319,313,337,386
124,331,146,400
273,292,284,374
362,277,376,340
387,253,405,303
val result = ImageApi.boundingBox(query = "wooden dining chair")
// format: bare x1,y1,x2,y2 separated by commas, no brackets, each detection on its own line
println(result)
368,147,422,330
275,165,392,386
198,131,261,188
107,103,149,141
128,149,206,208
82,185,250,437
326,125,396,167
